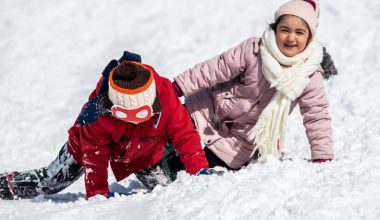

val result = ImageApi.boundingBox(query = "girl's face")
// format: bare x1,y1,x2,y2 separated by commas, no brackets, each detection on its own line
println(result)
275,15,310,57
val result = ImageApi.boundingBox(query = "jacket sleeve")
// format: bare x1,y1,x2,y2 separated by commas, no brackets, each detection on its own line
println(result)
165,82,209,174
79,118,112,198
298,72,334,160
87,76,105,100
174,37,259,97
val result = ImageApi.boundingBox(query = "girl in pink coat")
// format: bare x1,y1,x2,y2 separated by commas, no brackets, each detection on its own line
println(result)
171,0,337,169
136,0,338,190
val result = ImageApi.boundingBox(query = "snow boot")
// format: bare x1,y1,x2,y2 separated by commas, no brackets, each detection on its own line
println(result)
135,143,184,191
0,170,45,200
0,143,84,200
135,163,172,191
0,172,18,200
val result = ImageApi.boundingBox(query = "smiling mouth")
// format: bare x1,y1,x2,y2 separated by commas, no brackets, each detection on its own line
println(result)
284,43,297,48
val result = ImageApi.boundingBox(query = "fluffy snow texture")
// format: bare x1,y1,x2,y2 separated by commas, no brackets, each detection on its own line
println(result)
1,0,380,219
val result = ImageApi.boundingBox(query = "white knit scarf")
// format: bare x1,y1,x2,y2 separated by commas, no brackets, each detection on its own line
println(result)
247,27,323,160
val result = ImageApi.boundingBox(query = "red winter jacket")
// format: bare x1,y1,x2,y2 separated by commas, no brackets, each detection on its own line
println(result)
67,63,208,198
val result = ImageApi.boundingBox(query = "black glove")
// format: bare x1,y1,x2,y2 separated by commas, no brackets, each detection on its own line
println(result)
98,51,142,95
118,51,142,63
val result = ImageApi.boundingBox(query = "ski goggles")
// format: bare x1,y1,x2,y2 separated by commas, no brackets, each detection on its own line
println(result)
111,104,153,124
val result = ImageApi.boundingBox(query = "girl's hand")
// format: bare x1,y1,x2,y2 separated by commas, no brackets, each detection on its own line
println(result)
312,159,331,163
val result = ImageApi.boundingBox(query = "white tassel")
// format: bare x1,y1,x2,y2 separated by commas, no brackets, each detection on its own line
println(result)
248,94,284,160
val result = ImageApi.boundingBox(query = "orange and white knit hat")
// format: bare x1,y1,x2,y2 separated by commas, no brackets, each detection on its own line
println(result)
275,0,320,37
108,61,156,124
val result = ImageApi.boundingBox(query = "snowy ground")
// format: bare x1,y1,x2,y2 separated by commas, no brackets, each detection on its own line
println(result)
1,0,380,219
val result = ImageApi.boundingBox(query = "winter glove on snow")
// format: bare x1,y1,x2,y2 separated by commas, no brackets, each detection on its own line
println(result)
197,169,211,175
196,168,224,176
106,192,127,198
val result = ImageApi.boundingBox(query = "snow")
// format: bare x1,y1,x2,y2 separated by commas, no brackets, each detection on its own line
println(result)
1,0,380,219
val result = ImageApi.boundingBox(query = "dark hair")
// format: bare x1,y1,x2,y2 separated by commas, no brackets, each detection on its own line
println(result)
269,15,284,32
321,47,338,80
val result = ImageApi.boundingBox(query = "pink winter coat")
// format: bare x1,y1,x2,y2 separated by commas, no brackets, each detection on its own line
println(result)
174,37,334,169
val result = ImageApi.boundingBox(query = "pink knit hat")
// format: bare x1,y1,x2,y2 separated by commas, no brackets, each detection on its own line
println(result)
275,0,320,37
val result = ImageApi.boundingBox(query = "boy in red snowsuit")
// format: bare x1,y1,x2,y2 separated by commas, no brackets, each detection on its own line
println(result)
0,52,209,199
